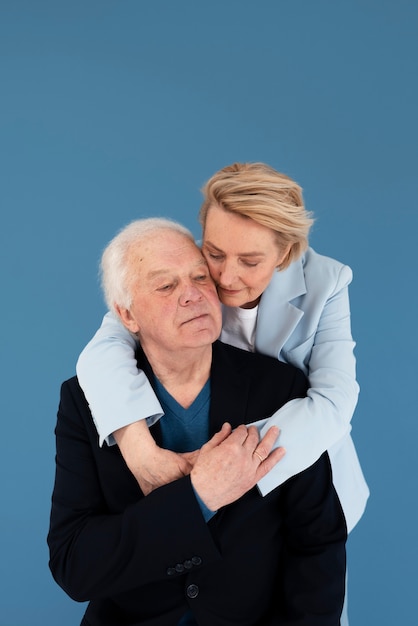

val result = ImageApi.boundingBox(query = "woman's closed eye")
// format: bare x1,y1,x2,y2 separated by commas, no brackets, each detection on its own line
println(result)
207,252,224,262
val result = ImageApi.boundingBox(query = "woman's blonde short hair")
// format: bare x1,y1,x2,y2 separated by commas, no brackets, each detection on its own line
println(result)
199,162,314,269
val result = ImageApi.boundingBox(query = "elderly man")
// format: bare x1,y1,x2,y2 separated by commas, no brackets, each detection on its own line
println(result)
48,218,346,626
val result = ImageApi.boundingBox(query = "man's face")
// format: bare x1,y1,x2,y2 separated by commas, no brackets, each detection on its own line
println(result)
119,230,222,357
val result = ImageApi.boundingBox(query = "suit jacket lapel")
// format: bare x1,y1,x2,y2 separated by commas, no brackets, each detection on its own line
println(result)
209,342,251,435
135,348,165,447
255,257,306,359
140,342,250,444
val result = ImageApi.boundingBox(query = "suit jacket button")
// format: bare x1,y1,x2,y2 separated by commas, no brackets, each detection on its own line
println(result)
184,559,193,569
191,556,202,566
166,567,176,576
175,563,185,573
186,584,199,599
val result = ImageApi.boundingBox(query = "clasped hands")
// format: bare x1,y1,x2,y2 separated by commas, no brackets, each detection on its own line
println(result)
115,420,285,510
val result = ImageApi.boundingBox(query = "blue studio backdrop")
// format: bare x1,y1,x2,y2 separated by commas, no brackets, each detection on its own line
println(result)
1,2,417,625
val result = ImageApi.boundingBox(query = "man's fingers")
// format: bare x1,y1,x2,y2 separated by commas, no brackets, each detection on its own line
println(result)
252,426,282,470
255,426,280,459
256,446,286,478
203,422,232,450
263,425,280,446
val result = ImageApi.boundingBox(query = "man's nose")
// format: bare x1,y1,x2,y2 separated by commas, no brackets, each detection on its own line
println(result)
179,283,204,305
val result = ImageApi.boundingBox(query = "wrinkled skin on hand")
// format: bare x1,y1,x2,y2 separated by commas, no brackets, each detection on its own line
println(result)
190,423,284,511
114,420,284,504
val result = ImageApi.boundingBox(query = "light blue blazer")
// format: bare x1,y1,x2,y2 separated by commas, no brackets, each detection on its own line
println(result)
253,247,369,532
77,247,369,532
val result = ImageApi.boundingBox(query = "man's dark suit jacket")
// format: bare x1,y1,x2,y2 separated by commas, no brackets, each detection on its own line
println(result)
48,341,347,626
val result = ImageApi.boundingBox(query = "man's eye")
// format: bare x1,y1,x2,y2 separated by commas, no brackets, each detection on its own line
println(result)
157,284,172,291
195,274,209,281
208,253,223,261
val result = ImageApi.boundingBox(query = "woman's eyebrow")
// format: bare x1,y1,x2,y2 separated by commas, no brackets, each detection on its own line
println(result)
236,251,266,258
204,241,265,258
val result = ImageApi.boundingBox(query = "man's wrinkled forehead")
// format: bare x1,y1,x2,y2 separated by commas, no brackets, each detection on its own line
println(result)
128,231,206,277
146,256,207,280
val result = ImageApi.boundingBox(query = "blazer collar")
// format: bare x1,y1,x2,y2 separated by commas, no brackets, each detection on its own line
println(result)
140,341,250,441
255,256,307,358
209,341,251,435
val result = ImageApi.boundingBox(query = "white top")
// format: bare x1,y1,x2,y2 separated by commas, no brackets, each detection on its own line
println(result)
76,247,369,533
220,304,258,352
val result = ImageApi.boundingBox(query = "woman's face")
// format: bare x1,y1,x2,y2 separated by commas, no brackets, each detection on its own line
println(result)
201,204,288,309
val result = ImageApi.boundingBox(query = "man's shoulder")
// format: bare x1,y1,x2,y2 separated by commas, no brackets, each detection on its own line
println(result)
212,340,306,382
61,374,83,392
59,375,90,413
210,342,308,423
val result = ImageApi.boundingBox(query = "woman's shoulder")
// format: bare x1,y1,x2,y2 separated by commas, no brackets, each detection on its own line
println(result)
303,246,350,271
302,247,353,288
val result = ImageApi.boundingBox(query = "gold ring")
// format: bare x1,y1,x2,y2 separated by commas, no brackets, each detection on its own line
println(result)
253,451,264,463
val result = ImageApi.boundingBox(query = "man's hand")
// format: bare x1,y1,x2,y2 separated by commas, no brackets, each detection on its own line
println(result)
114,421,198,495
190,423,285,512
114,420,285,500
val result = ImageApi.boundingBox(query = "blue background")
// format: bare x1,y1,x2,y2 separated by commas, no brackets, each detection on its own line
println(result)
1,1,417,624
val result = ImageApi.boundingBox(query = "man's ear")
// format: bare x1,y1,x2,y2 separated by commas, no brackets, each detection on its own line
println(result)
114,304,140,334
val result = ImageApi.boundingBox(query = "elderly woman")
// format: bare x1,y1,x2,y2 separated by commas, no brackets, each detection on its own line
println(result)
77,162,369,623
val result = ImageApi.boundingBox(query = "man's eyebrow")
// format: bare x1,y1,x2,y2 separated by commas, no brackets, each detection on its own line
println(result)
204,241,266,257
147,269,172,279
147,259,208,279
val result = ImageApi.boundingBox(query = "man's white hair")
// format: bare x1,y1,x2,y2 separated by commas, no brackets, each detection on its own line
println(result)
100,217,195,314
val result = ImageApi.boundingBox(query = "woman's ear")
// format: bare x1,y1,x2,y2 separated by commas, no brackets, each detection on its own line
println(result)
114,304,140,334
276,244,291,269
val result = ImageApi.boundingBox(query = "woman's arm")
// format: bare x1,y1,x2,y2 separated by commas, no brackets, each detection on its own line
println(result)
253,265,368,530
76,312,163,445
76,312,195,492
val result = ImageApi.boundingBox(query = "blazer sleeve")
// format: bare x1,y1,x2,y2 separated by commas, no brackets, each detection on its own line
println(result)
47,379,220,602
76,312,163,445
279,452,347,625
256,265,360,490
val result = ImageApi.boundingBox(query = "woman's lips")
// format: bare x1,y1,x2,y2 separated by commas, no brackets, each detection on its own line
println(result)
218,287,242,296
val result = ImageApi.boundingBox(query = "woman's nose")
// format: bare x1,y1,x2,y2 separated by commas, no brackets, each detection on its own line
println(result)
218,260,237,286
